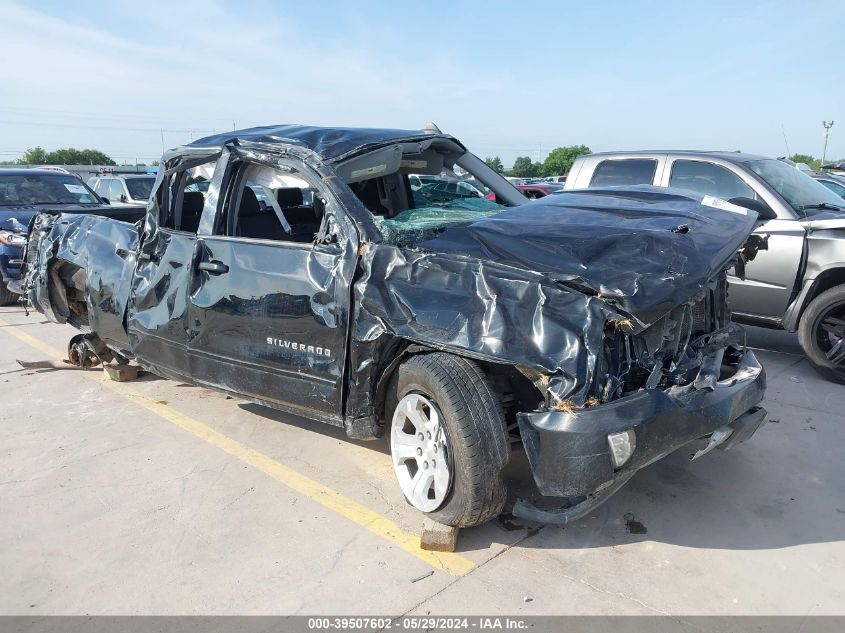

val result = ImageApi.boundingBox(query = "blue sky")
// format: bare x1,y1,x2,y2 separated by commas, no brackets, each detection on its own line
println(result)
0,0,842,165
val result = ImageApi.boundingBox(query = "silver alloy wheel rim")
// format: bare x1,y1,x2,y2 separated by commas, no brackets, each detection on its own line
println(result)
390,393,451,512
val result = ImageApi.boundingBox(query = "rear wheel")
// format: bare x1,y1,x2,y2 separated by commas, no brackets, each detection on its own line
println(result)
798,285,845,384
387,352,508,527
0,281,17,306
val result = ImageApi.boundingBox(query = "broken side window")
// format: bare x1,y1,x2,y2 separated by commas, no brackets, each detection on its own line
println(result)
221,162,326,245
158,158,217,233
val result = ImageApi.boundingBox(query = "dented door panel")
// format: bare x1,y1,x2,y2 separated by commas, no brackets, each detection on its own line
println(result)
187,238,351,419
126,229,197,379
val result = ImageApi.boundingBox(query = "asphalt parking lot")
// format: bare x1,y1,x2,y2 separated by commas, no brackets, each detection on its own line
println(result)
1,305,843,616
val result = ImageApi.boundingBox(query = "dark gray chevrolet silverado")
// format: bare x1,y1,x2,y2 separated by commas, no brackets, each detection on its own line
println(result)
21,125,767,526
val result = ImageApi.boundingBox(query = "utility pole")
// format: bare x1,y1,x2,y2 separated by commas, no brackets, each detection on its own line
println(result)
822,120,834,166
160,128,165,153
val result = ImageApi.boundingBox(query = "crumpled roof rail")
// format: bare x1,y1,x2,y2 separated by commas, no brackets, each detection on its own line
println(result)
182,124,465,164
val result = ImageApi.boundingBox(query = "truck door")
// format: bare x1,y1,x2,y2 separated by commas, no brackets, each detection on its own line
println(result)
186,158,357,421
126,153,221,381
666,158,805,320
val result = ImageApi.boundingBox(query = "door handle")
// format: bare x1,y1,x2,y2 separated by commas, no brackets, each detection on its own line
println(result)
198,260,229,275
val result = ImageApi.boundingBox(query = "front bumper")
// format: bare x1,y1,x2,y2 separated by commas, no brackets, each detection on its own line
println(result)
0,243,25,282
516,348,767,497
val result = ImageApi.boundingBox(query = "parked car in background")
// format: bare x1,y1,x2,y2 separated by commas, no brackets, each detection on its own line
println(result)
566,150,845,383
414,178,495,203
812,171,845,199
21,124,766,527
0,169,145,305
821,161,845,175
87,174,157,205
516,181,564,199
408,174,441,190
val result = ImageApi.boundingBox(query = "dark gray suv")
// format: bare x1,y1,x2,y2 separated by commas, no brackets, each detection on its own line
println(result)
566,151,845,383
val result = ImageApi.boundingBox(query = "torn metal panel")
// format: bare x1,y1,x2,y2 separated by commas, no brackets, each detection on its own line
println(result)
24,212,139,351
349,243,613,412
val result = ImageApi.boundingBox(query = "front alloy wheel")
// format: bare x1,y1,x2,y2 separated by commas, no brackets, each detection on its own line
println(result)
385,352,508,527
816,307,845,367
798,285,845,384
390,393,451,512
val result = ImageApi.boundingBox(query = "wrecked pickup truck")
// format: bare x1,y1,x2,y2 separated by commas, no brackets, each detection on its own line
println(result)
21,124,767,527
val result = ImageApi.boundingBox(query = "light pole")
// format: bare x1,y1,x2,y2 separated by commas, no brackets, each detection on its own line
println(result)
822,120,834,166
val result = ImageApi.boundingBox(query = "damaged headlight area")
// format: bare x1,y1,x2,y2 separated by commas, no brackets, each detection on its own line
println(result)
516,275,742,411
514,270,766,506
595,275,740,400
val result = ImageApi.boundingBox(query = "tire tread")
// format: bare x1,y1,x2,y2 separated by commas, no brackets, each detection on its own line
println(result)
389,352,508,527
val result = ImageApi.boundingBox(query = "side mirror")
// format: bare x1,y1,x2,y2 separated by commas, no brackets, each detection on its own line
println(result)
120,194,127,203
728,197,776,220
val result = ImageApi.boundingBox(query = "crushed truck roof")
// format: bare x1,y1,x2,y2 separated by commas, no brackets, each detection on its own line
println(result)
187,124,464,163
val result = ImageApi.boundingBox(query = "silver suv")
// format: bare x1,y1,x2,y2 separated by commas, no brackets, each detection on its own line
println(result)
87,174,156,205
566,151,845,383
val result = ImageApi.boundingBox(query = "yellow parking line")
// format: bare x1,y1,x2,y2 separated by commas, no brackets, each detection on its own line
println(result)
0,316,475,576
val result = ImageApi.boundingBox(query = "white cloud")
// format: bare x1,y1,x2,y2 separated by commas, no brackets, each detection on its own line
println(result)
0,0,507,161
0,0,841,164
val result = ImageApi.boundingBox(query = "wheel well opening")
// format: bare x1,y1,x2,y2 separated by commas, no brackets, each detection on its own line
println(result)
375,344,543,444
802,269,845,320
48,260,89,327
475,360,545,443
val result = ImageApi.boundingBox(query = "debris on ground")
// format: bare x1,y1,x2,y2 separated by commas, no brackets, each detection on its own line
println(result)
103,364,141,382
16,359,87,371
420,517,459,552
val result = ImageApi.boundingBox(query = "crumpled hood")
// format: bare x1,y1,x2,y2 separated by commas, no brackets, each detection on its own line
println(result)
418,186,759,326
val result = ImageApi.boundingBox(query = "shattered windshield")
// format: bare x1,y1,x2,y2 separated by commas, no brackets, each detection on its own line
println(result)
374,197,504,248
341,139,511,247
0,174,99,206
748,159,845,217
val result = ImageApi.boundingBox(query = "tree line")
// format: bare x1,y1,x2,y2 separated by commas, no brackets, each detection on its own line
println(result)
7,146,118,166
485,149,845,178
3,145,840,174
786,153,844,170
484,145,592,178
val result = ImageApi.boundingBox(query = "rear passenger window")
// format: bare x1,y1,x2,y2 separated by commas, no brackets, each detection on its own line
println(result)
158,158,217,233
590,159,657,187
221,162,325,245
670,160,756,200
